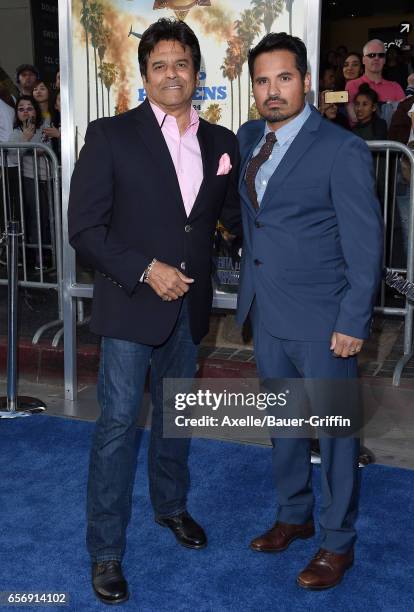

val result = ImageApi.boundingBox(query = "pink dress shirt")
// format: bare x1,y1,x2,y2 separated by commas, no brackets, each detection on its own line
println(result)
150,101,203,217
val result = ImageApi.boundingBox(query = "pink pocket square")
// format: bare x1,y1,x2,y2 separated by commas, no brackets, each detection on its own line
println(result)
216,153,232,175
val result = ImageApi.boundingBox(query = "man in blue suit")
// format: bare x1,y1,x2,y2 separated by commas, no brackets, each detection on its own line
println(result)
237,33,383,590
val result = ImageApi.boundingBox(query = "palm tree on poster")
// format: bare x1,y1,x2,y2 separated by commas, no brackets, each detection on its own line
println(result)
236,9,261,123
88,1,105,119
99,62,118,116
251,0,285,34
221,51,237,132
248,101,261,120
97,27,111,116
224,38,243,130
202,103,222,124
285,0,294,34
80,0,91,124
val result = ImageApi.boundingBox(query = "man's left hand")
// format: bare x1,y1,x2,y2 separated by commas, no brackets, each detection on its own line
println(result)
330,332,364,358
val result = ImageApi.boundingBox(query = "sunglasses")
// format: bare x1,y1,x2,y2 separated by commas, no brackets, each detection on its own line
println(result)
365,52,386,59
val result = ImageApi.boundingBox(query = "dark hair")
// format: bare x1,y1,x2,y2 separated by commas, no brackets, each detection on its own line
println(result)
355,83,379,106
331,52,362,89
138,18,201,78
343,51,362,67
319,63,335,78
15,63,39,84
51,90,61,127
14,95,42,129
0,85,15,109
32,79,55,116
248,32,308,80
386,45,402,59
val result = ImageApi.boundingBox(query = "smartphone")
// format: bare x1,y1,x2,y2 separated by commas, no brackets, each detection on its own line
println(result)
324,90,349,104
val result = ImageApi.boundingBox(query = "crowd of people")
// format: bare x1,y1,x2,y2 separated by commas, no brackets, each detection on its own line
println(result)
0,64,60,150
320,39,414,258
319,39,414,143
0,64,61,268
1,39,414,269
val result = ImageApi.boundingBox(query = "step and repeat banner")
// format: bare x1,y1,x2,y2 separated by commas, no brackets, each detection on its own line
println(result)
60,0,321,296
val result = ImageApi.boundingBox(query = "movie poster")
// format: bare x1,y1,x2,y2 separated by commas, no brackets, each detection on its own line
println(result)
71,1,308,151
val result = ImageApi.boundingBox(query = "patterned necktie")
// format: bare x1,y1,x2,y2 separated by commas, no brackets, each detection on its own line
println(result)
245,131,277,210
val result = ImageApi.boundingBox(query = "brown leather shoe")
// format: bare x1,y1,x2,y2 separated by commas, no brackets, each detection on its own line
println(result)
297,548,354,590
250,520,315,552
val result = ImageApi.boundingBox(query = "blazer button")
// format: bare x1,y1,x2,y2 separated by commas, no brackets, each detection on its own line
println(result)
255,221,262,228
254,259,262,266
180,262,186,270
184,224,192,233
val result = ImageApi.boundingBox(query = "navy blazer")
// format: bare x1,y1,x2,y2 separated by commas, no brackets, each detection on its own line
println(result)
68,99,241,345
236,107,383,341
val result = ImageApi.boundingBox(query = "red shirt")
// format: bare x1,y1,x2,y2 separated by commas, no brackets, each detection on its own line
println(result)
346,74,405,103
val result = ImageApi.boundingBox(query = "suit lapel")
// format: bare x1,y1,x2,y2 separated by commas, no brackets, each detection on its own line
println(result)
239,122,265,215
133,100,186,218
239,128,264,191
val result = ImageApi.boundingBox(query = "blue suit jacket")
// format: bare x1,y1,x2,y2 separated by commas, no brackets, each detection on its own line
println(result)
236,107,383,341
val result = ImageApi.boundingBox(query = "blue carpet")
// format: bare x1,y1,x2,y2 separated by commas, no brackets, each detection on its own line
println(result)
0,415,413,612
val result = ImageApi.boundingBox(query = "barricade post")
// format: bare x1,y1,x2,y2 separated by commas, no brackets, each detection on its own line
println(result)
368,141,414,385
0,142,63,342
0,218,46,417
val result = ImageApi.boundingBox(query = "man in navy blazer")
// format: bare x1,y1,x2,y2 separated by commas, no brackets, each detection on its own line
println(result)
68,19,240,604
237,33,383,590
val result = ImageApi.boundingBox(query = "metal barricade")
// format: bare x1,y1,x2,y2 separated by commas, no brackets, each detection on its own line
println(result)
60,140,414,399
0,142,63,344
368,141,414,385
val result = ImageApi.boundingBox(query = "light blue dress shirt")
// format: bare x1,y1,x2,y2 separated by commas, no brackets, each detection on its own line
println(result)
253,103,312,205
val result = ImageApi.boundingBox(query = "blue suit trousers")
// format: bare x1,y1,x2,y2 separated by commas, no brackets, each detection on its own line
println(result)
251,302,360,554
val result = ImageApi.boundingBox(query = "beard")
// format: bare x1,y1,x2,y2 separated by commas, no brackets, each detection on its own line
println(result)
259,97,304,124
262,108,297,123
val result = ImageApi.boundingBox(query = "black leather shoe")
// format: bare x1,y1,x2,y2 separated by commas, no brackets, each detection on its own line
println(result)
92,560,129,605
156,510,207,549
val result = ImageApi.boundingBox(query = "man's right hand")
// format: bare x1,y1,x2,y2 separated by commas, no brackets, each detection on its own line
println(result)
145,260,194,301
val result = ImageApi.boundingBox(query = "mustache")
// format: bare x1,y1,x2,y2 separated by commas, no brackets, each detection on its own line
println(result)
265,96,287,104
162,78,183,85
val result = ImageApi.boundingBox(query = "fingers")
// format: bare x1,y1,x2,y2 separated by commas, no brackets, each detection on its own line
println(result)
331,332,363,358
146,277,182,300
146,261,194,301
176,271,195,284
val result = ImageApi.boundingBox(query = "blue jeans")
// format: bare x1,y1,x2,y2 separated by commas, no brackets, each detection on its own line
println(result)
86,300,198,562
